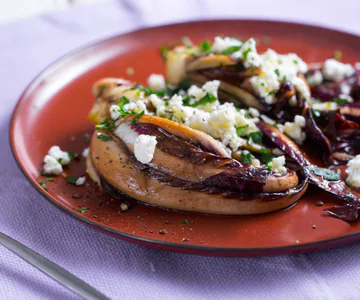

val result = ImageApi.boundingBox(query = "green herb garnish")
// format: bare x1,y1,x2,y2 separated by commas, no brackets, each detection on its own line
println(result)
159,45,169,60
182,96,191,106
66,176,79,185
38,181,47,191
221,45,242,55
333,98,347,106
199,40,211,54
309,167,341,181
334,50,342,61
131,111,145,125
189,93,217,107
45,177,55,182
97,133,112,141
242,48,252,59
178,77,192,91
293,60,298,64
274,69,280,76
77,207,88,214
260,148,273,164
182,219,189,224
240,150,252,164
248,131,263,144
95,118,116,131
236,124,249,137
268,90,278,96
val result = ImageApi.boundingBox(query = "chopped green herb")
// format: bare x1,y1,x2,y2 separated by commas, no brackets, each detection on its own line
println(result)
97,133,112,141
309,167,341,181
333,98,347,105
131,110,145,125
95,118,116,131
40,170,46,176
77,207,88,214
178,77,192,91
266,164,272,171
282,75,287,82
159,45,169,60
199,40,211,54
240,150,252,164
97,86,107,98
45,177,55,182
293,59,298,64
260,82,265,87
189,93,217,107
236,124,249,137
334,50,342,61
221,45,242,55
274,69,280,76
182,219,189,224
38,181,47,191
248,131,263,144
182,96,191,106
268,90,278,96
261,150,273,164
242,48,252,59
66,175,79,185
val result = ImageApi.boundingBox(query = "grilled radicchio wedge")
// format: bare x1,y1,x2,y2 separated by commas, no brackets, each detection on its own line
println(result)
88,114,307,215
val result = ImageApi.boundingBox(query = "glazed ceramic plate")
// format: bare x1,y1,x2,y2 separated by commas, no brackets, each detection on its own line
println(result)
10,20,360,256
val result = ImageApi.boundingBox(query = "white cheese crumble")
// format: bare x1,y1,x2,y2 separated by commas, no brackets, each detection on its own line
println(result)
249,107,260,118
346,155,360,188
75,176,86,186
211,36,242,53
147,74,166,90
82,147,90,158
283,115,307,145
307,70,323,87
110,104,121,120
43,155,63,175
312,102,337,111
269,156,287,173
48,146,70,166
322,59,355,81
260,114,275,125
134,135,158,164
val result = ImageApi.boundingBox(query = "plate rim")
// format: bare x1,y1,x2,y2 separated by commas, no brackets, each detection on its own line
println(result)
9,18,360,256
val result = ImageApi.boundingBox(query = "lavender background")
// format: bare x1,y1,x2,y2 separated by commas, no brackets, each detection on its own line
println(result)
1,0,360,299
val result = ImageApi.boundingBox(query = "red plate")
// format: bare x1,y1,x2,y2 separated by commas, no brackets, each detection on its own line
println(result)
10,20,360,256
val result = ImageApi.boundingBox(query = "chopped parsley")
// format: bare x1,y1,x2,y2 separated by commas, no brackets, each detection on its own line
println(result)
199,40,211,54
159,45,169,60
334,50,342,61
274,69,280,76
77,207,88,214
260,148,273,164
45,177,55,182
66,175,79,185
97,133,112,141
170,77,192,95
189,93,217,107
236,124,249,137
333,98,347,105
95,117,116,131
182,219,189,224
96,85,107,98
240,150,252,164
131,110,145,125
182,96,191,106
248,131,263,144
221,45,242,55
309,167,341,181
268,90,278,96
293,59,298,64
38,181,47,191
242,48,252,59
132,84,164,97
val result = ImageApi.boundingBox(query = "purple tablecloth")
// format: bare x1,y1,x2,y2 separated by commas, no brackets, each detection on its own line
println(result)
1,1,360,299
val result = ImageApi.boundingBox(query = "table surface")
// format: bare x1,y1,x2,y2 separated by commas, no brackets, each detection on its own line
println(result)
1,0,360,299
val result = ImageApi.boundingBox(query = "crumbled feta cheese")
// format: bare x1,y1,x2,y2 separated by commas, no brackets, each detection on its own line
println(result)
82,147,90,158
123,100,148,114
288,95,297,107
110,104,121,120
202,80,220,97
272,148,284,156
322,59,355,81
260,114,275,125
283,115,307,145
188,85,206,100
312,102,337,111
292,77,310,100
249,107,260,118
48,146,70,166
307,70,323,87
338,94,354,103
75,176,86,186
271,132,278,137
211,36,242,53
134,134,157,164
43,155,63,175
231,38,261,68
147,74,166,90
346,155,360,188
269,156,287,173
250,158,261,167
